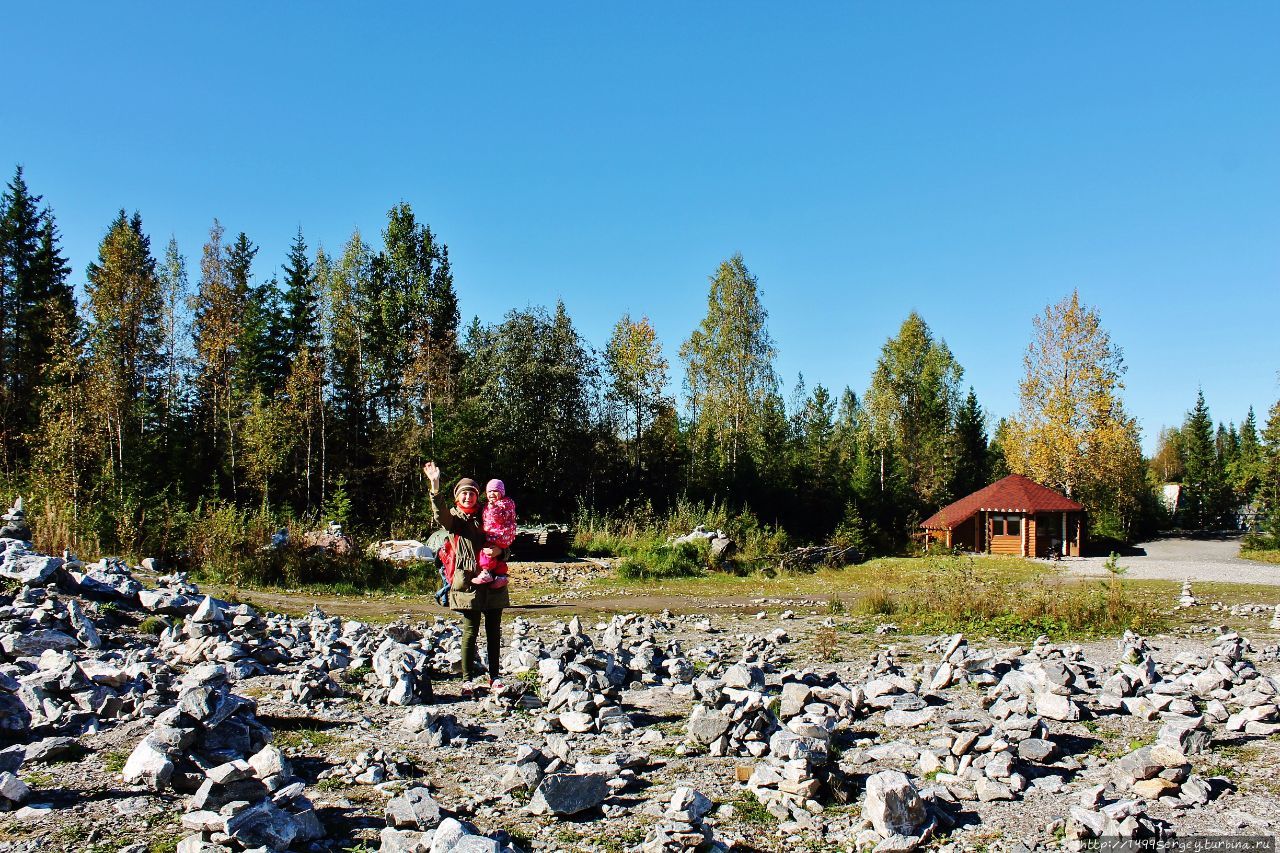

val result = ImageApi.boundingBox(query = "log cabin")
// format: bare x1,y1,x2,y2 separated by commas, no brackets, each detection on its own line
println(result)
920,474,1086,558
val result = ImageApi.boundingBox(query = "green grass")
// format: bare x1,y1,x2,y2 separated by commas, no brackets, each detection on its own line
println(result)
616,541,708,581
137,616,169,635
102,749,129,773
592,827,647,852
731,791,776,826
273,728,340,750
1240,548,1280,565
592,553,1168,640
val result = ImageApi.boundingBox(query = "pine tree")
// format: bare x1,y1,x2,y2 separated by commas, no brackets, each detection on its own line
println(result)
325,229,375,506
1181,390,1228,529
453,303,597,518
227,233,287,398
1232,408,1263,510
1259,400,1280,532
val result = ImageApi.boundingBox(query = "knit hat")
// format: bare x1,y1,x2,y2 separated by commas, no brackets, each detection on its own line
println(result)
486,479,506,496
454,478,480,498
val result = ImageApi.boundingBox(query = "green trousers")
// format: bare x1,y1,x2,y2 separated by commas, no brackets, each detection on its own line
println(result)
460,609,502,679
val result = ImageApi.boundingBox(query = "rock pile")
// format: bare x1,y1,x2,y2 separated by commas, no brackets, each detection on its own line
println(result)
0,497,31,540
319,747,418,786
1066,792,1173,847
686,666,778,757
0,536,62,586
116,668,328,850
401,705,466,747
1177,580,1199,608
382,814,524,853
1109,742,1213,805
535,619,632,735
641,787,729,852
368,635,434,706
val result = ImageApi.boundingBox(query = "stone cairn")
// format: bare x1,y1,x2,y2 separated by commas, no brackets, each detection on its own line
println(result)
534,617,632,736
640,787,730,852
1177,580,1199,608
367,634,434,706
685,663,778,758
120,667,327,851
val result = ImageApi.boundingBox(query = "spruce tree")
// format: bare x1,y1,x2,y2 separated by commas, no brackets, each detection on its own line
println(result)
952,388,990,497
1181,390,1227,528
0,167,73,470
281,227,321,358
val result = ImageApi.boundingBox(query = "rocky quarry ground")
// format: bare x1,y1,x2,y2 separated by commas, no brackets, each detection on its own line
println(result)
0,533,1279,852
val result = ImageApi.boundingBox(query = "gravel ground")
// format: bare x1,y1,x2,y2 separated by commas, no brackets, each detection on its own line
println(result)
4,605,1280,853
1063,535,1279,585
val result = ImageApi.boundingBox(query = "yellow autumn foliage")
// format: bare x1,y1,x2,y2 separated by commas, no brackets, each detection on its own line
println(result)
1003,291,1146,528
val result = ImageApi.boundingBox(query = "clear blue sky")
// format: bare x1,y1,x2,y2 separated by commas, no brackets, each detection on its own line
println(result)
5,3,1278,451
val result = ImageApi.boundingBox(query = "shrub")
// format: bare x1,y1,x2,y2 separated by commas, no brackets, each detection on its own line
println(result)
616,541,707,581
138,617,168,636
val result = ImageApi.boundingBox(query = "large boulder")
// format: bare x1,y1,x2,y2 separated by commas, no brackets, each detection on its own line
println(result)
862,770,927,838
527,772,609,816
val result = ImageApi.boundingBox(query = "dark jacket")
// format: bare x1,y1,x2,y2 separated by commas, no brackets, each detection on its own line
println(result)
431,490,510,611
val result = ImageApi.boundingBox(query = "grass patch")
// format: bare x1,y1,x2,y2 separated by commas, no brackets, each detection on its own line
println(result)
23,771,55,788
315,777,348,791
342,665,373,684
137,616,169,635
811,625,841,663
102,749,129,773
731,791,776,826
273,728,340,750
855,554,1165,641
1240,548,1280,565
592,826,647,852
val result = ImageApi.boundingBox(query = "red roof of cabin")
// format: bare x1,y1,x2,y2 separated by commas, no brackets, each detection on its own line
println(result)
920,474,1084,530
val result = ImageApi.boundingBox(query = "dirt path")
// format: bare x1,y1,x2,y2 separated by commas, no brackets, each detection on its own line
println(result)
1064,533,1279,584
210,585,804,622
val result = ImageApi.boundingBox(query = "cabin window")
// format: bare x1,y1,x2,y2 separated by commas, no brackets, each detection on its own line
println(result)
990,514,1022,536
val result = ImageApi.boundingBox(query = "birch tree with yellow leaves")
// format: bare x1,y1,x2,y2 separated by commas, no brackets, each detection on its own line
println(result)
1003,291,1146,535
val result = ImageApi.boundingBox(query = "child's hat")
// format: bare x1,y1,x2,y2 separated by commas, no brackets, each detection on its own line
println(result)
454,478,480,498
486,479,506,496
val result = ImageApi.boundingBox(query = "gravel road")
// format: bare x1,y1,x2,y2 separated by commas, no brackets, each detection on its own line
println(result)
1063,534,1280,585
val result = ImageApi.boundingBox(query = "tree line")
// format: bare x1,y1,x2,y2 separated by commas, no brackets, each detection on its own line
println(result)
3,165,1278,562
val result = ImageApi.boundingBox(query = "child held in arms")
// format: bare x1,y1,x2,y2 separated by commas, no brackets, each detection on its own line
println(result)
472,479,516,589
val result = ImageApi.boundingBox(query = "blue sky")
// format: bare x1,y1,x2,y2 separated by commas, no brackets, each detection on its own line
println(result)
4,3,1278,451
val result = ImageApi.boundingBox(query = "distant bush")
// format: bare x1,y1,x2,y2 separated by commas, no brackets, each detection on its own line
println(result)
574,497,787,571
616,541,706,581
